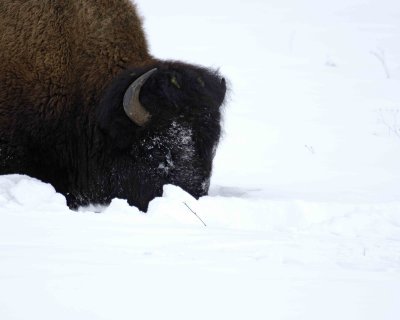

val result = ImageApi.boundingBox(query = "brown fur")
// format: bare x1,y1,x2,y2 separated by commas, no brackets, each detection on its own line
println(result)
0,0,151,128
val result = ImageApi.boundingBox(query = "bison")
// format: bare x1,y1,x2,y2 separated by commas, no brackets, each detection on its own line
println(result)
0,0,226,211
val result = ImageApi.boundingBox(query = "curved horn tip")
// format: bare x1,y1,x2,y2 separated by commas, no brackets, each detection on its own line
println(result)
123,68,158,126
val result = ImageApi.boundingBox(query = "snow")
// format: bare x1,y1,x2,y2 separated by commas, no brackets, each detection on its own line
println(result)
1,0,400,319
1,177,399,319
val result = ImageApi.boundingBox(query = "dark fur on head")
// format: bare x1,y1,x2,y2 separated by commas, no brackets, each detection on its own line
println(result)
98,61,226,151
96,62,226,211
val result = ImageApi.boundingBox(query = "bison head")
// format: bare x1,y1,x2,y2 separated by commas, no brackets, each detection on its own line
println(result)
96,61,226,211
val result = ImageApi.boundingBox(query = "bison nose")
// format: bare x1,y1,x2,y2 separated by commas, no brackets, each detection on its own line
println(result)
218,77,227,104
220,77,226,88
219,77,226,91
221,77,227,91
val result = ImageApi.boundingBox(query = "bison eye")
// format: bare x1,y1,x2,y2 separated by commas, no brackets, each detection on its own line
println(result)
197,77,205,87
170,76,181,89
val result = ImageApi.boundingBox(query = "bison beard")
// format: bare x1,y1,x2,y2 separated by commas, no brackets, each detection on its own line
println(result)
0,1,226,212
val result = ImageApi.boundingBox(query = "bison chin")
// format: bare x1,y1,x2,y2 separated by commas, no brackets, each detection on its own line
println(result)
93,61,227,212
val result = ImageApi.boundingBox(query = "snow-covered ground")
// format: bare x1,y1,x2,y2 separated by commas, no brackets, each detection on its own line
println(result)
1,0,400,319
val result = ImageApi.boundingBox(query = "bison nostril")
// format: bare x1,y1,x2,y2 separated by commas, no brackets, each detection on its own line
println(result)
220,77,226,87
220,77,226,90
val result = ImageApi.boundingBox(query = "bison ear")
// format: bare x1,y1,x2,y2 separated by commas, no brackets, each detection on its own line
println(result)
123,68,157,126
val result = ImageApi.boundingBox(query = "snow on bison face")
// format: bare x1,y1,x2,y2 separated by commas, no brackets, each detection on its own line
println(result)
88,61,227,211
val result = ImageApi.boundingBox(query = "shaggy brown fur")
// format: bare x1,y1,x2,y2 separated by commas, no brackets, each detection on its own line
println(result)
0,0,149,115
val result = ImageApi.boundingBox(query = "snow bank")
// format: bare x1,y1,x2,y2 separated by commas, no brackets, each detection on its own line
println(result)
0,175,67,212
3,174,399,240
0,175,400,320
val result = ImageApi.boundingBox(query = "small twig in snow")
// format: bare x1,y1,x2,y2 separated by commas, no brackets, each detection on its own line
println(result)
370,48,391,79
377,108,400,139
183,202,207,227
305,145,315,154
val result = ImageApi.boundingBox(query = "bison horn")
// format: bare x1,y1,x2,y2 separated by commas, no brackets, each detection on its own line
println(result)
123,68,157,126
